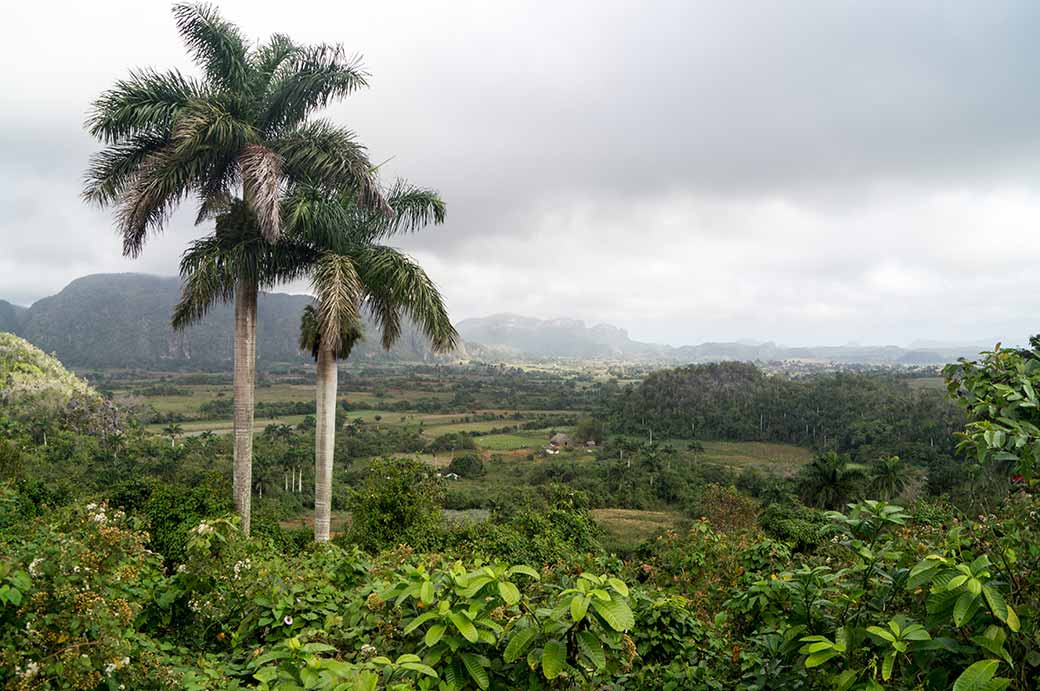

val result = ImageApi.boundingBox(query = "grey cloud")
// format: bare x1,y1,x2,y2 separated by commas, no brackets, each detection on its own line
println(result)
2,0,1040,346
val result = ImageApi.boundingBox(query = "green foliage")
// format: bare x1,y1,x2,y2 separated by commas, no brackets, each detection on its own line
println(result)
945,343,1040,484
346,457,443,553
573,416,605,444
446,453,485,479
426,432,477,453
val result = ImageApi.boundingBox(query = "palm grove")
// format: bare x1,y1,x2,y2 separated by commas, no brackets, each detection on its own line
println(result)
83,3,456,539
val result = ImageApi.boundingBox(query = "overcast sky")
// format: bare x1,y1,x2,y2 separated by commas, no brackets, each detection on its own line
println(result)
2,1,1039,347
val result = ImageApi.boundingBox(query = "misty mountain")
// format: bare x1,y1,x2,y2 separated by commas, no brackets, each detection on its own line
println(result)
457,314,977,365
456,314,669,359
0,300,26,334
4,275,985,371
7,274,465,369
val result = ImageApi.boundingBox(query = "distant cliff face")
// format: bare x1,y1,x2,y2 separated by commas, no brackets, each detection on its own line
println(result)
0,300,25,335
456,313,665,359
9,274,464,369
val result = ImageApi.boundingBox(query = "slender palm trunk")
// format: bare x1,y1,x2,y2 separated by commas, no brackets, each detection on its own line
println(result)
233,278,258,535
314,344,338,542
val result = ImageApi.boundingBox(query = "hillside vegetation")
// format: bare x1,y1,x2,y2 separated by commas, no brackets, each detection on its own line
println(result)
3,341,1040,689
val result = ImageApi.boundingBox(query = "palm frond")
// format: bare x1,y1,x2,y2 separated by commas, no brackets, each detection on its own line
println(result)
172,2,250,92
356,246,457,352
116,150,201,257
82,130,171,206
239,144,283,241
262,45,368,133
311,252,363,356
171,99,256,158
274,120,389,217
252,33,301,92
193,151,240,225
367,180,446,240
172,237,236,329
86,68,202,144
299,304,363,360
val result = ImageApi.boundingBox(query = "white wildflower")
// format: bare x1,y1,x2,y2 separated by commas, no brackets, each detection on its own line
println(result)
28,558,43,576
283,615,293,626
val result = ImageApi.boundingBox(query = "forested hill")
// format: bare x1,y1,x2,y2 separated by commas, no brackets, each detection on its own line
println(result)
4,274,467,369
604,361,966,469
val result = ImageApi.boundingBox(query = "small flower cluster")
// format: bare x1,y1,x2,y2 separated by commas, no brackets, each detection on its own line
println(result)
193,522,215,536
103,656,130,675
232,558,253,580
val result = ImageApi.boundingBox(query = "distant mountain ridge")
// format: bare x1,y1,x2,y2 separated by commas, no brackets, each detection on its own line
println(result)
4,274,465,369
3,274,989,370
457,314,983,365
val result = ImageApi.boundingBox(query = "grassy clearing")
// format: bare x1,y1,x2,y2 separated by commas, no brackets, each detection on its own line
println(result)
592,508,682,549
146,414,310,435
477,429,556,451
698,441,812,476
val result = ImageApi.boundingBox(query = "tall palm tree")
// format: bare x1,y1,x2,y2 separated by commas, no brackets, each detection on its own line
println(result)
798,451,867,510
869,455,909,500
84,3,387,534
296,184,457,543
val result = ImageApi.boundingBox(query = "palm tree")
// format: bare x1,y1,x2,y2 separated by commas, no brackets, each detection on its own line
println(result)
869,455,909,500
163,422,183,448
297,184,456,543
85,3,388,534
798,451,867,509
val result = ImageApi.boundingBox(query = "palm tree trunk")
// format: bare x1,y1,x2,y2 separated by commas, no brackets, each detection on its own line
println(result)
314,344,338,542
233,278,258,536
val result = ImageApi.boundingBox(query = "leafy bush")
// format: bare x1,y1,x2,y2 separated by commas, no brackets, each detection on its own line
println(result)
345,457,444,553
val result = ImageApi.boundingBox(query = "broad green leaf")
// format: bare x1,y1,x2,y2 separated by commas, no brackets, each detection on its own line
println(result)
866,626,895,642
460,575,494,598
607,577,629,597
1006,605,1020,633
982,585,1009,624
953,660,999,691
498,581,520,606
882,651,895,681
400,662,438,678
591,596,634,632
504,627,537,663
805,650,839,668
571,594,589,622
461,653,489,690
542,639,567,679
954,591,977,627
420,580,434,604
577,631,606,670
449,611,478,643
424,623,446,647
403,611,439,634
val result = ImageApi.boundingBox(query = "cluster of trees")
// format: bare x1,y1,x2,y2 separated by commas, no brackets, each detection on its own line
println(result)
604,361,963,463
83,4,455,540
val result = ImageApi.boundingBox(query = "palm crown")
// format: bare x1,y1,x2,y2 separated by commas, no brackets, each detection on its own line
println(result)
83,2,387,256
174,179,458,356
